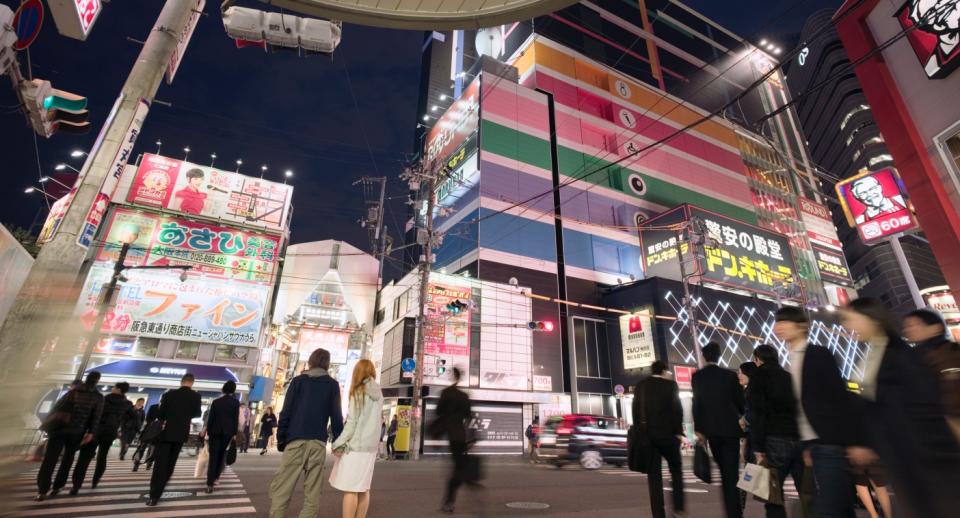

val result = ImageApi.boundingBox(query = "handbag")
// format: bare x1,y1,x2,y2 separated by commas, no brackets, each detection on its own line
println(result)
737,462,783,505
627,383,652,473
194,443,209,478
460,454,484,483
694,443,712,483
225,439,237,465
140,420,164,444
40,390,75,433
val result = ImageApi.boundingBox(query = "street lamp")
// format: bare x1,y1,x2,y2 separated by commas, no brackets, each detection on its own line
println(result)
210,153,217,167
55,163,81,174
70,150,87,158
25,186,56,200
260,165,268,179
183,147,191,161
236,159,243,173
39,176,71,189
284,169,293,184
155,140,162,154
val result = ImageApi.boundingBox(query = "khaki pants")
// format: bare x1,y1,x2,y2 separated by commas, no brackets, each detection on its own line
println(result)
268,439,327,518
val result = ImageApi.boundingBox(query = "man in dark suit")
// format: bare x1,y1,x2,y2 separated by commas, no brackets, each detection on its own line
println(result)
147,373,202,506
774,306,856,518
202,380,240,493
634,360,685,518
692,342,745,518
434,367,474,514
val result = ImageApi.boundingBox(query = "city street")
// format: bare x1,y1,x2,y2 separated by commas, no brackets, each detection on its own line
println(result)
8,448,820,517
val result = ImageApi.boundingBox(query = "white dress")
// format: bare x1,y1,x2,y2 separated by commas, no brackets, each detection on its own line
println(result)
329,379,383,492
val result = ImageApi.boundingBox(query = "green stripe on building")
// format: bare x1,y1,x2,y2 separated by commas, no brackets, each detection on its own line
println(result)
480,119,757,224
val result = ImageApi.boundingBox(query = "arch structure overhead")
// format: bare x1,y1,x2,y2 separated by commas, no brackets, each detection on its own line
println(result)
260,0,580,29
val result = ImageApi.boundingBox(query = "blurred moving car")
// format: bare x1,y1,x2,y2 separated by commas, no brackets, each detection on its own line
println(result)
536,414,627,470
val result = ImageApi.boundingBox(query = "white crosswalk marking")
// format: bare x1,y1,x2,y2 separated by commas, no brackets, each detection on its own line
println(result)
15,457,257,516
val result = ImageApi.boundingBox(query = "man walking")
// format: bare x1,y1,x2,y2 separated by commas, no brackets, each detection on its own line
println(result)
693,342,745,518
749,344,802,518
268,348,343,518
72,381,135,493
203,380,240,493
635,360,685,518
386,415,398,459
434,367,475,514
119,397,145,460
773,306,856,518
35,371,104,501
147,373,202,507
903,308,960,441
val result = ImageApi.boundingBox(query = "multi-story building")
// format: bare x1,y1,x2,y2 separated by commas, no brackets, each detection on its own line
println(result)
382,1,862,455
785,9,946,316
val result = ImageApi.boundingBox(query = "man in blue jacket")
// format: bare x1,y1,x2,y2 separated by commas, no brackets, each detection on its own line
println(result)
268,348,344,518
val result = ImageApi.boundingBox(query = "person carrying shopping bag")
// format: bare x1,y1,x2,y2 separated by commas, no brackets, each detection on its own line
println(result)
329,359,383,518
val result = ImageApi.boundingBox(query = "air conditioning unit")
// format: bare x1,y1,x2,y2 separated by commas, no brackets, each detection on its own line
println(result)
222,6,341,55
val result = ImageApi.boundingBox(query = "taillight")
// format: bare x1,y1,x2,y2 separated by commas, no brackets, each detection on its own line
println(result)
557,427,572,435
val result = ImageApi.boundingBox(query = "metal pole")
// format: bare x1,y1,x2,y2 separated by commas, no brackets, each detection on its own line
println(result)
75,243,131,379
408,169,436,461
375,177,388,287
889,236,925,309
676,223,704,368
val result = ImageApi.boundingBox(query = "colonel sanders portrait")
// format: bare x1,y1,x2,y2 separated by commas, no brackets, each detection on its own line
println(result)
906,0,960,78
850,175,907,224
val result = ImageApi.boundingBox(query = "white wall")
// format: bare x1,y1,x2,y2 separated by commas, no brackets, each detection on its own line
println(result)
0,224,35,327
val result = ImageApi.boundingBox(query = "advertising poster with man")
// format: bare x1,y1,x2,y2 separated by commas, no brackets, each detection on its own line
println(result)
836,168,919,243
423,281,471,385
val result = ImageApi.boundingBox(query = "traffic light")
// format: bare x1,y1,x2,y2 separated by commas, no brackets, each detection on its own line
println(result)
437,359,447,376
20,79,91,137
527,321,555,332
446,299,468,315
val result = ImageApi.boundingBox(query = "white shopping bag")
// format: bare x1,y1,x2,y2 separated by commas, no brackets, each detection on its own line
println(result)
194,444,209,478
737,462,772,501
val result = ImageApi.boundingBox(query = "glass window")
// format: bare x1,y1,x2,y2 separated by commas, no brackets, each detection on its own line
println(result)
135,338,159,357
946,131,960,171
840,104,870,131
573,317,611,379
175,342,200,360
868,154,894,169
574,319,589,376
215,344,234,362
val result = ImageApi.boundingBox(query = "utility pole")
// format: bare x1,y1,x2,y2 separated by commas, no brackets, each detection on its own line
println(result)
75,242,132,380
889,236,925,309
0,0,199,374
406,162,438,461
355,176,388,359
675,219,705,368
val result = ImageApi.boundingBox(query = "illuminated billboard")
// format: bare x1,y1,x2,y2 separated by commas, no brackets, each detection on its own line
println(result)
48,0,102,41
424,281,472,385
812,245,853,286
425,78,479,165
298,328,350,365
896,0,960,79
127,154,292,232
835,168,919,244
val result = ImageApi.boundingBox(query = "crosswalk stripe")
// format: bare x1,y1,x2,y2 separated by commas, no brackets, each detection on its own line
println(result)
11,490,250,507
10,484,244,498
10,478,240,488
83,506,257,518
16,498,252,517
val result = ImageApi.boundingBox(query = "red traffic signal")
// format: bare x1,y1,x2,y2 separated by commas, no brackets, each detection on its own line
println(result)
527,321,555,332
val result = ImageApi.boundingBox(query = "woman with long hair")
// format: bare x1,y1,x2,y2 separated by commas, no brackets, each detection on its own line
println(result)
330,359,383,518
258,407,277,455
841,298,960,517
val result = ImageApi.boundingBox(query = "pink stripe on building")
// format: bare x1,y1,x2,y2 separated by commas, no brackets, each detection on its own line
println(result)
480,75,550,134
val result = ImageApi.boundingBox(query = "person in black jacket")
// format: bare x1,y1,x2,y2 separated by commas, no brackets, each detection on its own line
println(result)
773,306,856,518
692,343,745,518
36,371,104,501
434,367,475,514
634,360,685,518
71,381,136,494
202,380,240,493
749,344,801,518
119,397,145,460
147,373,202,506
841,298,960,518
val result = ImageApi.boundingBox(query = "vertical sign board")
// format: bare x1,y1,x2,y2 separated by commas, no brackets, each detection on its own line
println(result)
638,205,688,281
811,245,853,286
673,365,696,390
394,404,412,453
423,281,471,385
77,98,150,249
166,0,205,84
835,168,919,244
619,313,656,369
47,0,101,41
798,197,843,250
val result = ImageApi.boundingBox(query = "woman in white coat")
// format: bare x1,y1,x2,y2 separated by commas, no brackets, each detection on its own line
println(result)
330,359,383,518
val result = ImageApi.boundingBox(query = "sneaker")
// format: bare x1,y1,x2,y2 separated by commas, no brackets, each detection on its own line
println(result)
69,488,79,496
34,494,45,502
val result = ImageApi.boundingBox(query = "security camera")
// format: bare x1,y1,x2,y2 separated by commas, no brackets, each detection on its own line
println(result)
508,277,519,287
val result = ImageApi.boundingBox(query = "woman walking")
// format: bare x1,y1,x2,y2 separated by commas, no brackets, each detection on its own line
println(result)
258,407,278,455
330,359,383,518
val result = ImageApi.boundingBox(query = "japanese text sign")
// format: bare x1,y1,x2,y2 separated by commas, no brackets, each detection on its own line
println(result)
298,328,349,365
77,266,270,346
674,365,696,390
835,168,918,244
47,0,101,41
798,198,843,250
98,207,279,284
812,245,853,286
127,153,292,232
619,313,655,369
425,78,479,165
424,279,472,385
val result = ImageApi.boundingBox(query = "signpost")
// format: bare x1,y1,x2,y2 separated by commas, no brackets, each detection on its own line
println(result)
401,357,415,373
13,0,44,50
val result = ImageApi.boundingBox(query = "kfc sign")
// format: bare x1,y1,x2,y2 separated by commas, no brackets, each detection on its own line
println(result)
896,0,960,79
48,0,102,40
836,168,919,244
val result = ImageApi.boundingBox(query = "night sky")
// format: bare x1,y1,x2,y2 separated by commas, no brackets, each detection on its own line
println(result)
0,0,840,272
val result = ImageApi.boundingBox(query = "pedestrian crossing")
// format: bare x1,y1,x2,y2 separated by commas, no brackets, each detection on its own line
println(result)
11,454,257,517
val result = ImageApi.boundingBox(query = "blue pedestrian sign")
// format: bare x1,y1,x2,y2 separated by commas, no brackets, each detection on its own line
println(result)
13,0,44,51
401,358,416,373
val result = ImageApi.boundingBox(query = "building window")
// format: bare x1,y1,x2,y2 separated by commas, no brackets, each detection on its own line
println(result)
175,342,200,360
215,344,247,362
573,317,610,379
868,154,894,169
840,104,870,131
135,338,159,357
946,131,960,174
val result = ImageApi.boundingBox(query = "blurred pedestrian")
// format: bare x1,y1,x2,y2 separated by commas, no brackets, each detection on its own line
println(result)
433,367,476,514
749,344,802,518
330,359,383,518
147,373,202,507
693,343,745,518
773,306,857,518
119,397,145,460
72,381,135,494
268,348,344,518
902,308,960,442
852,464,892,518
139,401,161,470
841,298,960,518
202,380,240,493
737,361,758,515
635,360,685,518
525,417,540,461
35,371,104,501
386,415,398,459
238,402,251,453
259,407,278,455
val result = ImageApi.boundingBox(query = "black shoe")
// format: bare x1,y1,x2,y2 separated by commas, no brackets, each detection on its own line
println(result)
69,488,79,496
34,494,45,502
146,498,159,507
91,481,99,489
259,450,266,456
205,486,213,494
49,488,60,498
441,503,455,514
